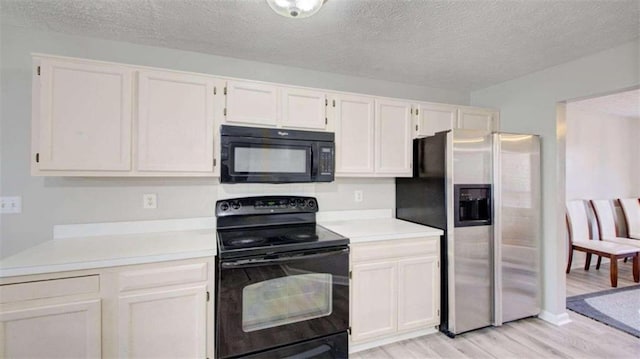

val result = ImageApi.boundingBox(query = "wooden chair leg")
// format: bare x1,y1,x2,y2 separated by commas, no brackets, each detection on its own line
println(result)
585,253,592,270
596,256,602,270
566,248,574,274
633,254,639,283
610,256,618,287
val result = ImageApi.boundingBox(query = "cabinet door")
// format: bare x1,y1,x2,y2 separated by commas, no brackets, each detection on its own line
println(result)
351,260,397,342
334,95,375,175
375,99,412,176
416,103,457,137
37,59,132,171
397,256,440,331
137,70,215,172
1,299,101,358
225,80,278,126
457,107,497,131
281,87,327,130
118,284,207,358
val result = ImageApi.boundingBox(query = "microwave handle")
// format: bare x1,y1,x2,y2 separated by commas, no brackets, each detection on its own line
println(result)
221,247,348,268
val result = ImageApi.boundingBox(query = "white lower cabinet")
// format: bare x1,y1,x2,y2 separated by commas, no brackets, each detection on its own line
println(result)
351,260,398,342
117,284,207,358
0,299,102,358
397,256,439,331
0,275,102,358
350,237,440,350
0,258,214,359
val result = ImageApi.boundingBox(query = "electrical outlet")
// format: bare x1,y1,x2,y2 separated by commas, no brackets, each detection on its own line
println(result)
1,196,22,214
143,193,157,209
354,190,363,203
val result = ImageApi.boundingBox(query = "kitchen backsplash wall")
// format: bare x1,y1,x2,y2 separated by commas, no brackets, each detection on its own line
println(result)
1,24,453,258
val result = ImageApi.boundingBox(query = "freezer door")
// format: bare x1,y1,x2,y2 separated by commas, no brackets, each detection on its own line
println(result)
493,133,541,325
449,129,493,334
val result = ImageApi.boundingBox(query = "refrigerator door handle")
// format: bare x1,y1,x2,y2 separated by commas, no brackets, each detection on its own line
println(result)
492,133,503,327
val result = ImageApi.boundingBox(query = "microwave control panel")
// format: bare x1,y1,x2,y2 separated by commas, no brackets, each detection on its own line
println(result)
317,145,335,178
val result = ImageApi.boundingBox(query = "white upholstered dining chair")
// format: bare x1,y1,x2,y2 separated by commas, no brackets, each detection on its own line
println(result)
618,198,640,240
590,199,640,248
566,200,639,287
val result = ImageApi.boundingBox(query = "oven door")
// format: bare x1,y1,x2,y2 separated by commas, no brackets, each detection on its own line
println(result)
221,136,313,183
216,247,349,359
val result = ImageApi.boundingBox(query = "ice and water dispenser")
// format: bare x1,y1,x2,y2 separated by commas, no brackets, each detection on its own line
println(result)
454,184,492,227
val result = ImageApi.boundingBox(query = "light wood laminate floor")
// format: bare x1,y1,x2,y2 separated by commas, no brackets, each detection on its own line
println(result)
357,261,640,359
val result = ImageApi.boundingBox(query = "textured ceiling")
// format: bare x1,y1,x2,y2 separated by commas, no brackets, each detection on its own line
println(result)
1,0,639,91
570,89,640,119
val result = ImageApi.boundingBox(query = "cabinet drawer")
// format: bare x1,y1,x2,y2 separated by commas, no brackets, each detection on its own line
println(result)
0,275,99,304
119,263,208,292
352,237,438,262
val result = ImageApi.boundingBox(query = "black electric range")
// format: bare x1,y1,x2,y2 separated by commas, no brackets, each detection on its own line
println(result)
214,196,350,359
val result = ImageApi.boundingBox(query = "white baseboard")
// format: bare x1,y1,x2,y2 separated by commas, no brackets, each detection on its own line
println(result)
350,327,438,353
538,310,571,326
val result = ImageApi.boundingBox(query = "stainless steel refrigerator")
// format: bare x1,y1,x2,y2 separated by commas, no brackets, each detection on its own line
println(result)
396,129,541,336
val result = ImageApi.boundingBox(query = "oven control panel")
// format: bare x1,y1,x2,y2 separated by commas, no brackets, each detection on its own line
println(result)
215,196,318,217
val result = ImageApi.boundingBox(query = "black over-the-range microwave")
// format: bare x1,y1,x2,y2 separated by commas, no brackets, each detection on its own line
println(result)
219,125,335,183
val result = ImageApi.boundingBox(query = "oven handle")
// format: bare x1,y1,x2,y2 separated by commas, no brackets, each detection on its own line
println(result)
221,247,349,268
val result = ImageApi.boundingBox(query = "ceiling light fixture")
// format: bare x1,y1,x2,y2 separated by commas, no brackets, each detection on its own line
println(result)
266,0,326,19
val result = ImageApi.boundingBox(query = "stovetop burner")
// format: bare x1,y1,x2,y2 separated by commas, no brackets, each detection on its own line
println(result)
227,237,267,247
283,231,319,241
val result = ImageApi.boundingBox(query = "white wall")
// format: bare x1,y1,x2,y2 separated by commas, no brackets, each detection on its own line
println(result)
566,108,640,200
471,40,639,321
0,24,468,258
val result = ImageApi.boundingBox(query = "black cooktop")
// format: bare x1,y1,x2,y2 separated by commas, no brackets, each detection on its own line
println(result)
217,223,348,258
215,196,349,259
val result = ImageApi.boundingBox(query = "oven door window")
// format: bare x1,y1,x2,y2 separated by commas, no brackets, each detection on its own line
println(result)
231,144,311,175
242,273,332,332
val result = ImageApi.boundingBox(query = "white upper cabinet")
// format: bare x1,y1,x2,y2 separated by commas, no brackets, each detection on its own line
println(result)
136,70,216,172
457,106,498,131
375,99,412,176
30,54,499,178
36,58,133,171
281,87,327,130
225,80,278,127
333,94,375,175
224,82,328,131
415,103,457,137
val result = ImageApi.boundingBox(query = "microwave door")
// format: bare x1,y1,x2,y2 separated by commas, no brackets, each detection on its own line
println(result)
226,141,313,183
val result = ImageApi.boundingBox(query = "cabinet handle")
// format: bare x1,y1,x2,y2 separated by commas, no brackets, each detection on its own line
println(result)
415,125,418,131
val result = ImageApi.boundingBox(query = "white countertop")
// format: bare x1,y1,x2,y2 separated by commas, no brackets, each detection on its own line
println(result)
318,211,443,243
0,218,217,278
1,210,442,278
